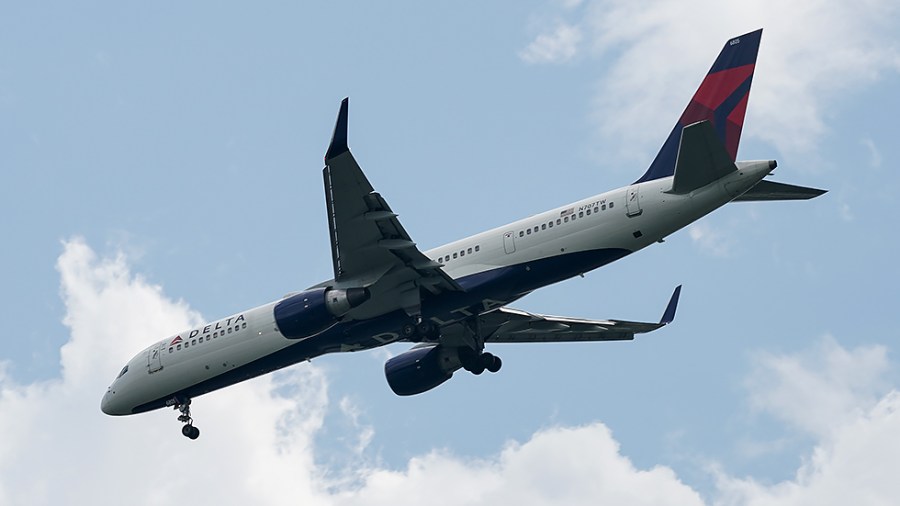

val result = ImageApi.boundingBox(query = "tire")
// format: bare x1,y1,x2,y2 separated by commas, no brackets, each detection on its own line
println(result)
487,355,502,373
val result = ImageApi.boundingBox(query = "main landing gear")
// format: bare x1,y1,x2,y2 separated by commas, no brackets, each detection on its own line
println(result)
460,349,502,375
400,317,439,342
175,398,200,440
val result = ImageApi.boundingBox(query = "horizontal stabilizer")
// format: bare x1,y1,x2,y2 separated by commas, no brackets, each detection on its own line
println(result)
670,121,737,194
732,180,827,202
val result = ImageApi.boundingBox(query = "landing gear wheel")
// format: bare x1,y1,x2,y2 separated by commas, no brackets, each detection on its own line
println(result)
401,323,417,340
182,424,200,439
175,398,200,440
416,321,433,337
486,354,502,373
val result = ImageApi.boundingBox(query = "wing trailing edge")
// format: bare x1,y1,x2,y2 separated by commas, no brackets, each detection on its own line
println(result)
480,286,682,344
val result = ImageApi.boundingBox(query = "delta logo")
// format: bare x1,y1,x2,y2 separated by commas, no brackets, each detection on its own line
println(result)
169,335,184,346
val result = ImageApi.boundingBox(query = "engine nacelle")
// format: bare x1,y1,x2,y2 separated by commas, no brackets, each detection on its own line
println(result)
274,287,369,339
384,345,463,396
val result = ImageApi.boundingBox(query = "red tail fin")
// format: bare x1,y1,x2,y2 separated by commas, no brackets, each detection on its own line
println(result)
635,29,762,184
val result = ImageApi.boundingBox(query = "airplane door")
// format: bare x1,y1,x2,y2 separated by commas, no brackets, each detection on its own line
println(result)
148,343,163,373
503,231,516,254
626,185,643,217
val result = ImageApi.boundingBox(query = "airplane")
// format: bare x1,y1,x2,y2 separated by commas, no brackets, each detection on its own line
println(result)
101,29,825,439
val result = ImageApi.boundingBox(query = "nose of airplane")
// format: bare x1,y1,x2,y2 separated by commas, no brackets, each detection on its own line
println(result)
101,388,127,416
100,389,113,415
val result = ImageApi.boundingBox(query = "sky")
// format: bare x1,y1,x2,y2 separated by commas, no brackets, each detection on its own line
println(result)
2,1,900,504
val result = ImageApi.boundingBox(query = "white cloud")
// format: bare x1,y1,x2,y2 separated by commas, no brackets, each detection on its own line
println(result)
525,0,900,164
0,239,333,506
336,424,704,506
520,23,583,64
743,336,890,438
861,137,883,168
688,221,732,257
5,239,900,506
717,339,900,505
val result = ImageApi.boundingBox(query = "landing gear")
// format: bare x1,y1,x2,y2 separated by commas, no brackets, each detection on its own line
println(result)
182,424,200,439
460,350,502,376
175,398,200,440
400,317,438,342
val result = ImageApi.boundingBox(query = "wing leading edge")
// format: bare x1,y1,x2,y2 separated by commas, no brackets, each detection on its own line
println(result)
481,286,682,343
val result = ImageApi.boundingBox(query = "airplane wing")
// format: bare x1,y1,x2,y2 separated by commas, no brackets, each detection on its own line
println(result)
322,99,462,316
480,286,681,343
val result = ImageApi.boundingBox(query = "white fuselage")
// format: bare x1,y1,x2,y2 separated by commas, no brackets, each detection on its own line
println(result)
101,161,772,415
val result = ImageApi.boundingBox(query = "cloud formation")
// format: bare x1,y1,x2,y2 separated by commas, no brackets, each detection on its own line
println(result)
2,239,900,505
521,0,900,164
519,22,582,64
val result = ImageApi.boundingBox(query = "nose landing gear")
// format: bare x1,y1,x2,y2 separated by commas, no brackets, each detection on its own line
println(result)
174,399,200,440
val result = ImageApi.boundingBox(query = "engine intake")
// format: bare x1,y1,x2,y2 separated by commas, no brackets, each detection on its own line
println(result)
274,287,369,339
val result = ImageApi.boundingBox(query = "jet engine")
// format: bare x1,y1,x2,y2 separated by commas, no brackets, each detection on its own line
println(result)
274,287,369,339
384,345,463,396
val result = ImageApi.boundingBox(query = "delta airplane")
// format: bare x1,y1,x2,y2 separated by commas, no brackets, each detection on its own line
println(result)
102,29,825,439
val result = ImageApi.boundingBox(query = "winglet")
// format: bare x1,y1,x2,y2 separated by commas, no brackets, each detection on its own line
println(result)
325,97,350,161
660,285,682,325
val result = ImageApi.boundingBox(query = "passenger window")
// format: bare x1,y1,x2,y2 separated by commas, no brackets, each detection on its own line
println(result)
242,323,247,329
579,212,584,218
453,252,458,259
549,222,553,228
602,204,606,210
609,202,614,208
228,328,232,334
526,229,531,235
467,248,472,254
533,226,538,233
556,219,561,225
192,339,196,345
475,245,480,252
594,207,599,214
586,209,591,215
542,224,546,230
564,216,569,223
177,344,182,350
460,250,465,257
206,335,211,342
519,231,524,237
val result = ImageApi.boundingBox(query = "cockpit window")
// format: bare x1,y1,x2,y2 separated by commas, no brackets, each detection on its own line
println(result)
116,365,129,379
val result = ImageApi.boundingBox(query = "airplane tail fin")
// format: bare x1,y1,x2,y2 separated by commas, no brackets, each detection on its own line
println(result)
635,29,763,184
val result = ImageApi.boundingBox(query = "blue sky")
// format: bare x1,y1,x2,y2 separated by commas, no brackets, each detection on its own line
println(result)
2,1,900,504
